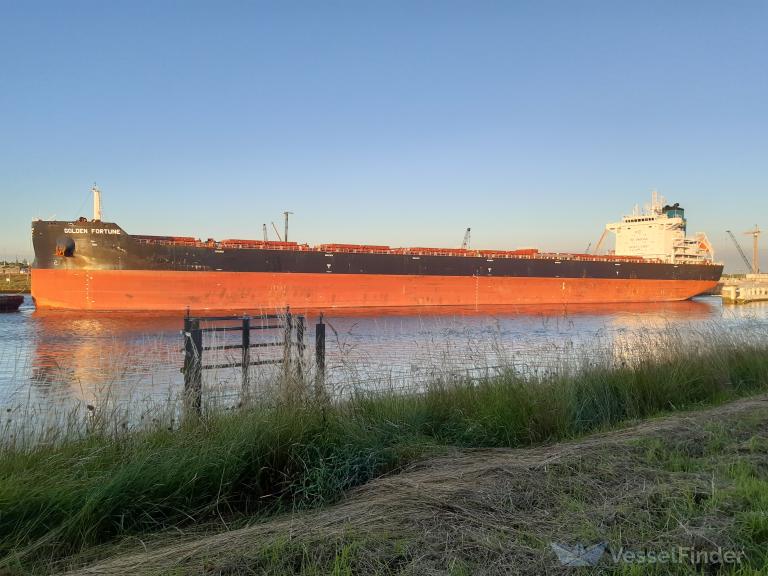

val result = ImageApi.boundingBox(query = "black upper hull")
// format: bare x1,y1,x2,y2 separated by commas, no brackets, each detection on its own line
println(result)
32,220,724,282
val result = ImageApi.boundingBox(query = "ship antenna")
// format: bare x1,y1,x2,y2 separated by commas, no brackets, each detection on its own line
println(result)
92,183,102,222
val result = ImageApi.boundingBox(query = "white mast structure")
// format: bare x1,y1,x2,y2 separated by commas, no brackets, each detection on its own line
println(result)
92,185,102,222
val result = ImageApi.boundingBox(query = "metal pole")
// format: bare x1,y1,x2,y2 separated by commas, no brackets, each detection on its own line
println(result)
242,316,250,397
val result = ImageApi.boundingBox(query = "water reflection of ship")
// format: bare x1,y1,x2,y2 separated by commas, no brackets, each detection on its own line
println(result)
30,312,184,405
298,299,718,322
27,298,719,405
30,298,718,333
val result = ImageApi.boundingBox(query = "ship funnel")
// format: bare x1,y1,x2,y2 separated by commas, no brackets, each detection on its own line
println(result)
92,185,102,221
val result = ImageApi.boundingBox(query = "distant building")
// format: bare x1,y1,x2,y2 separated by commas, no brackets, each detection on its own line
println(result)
1,264,24,276
721,274,768,303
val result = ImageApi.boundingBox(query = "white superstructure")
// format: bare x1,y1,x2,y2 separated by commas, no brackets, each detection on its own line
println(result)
605,192,714,264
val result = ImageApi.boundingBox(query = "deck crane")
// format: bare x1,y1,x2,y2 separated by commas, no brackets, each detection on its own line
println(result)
592,228,609,254
461,228,471,250
726,230,752,273
271,222,283,241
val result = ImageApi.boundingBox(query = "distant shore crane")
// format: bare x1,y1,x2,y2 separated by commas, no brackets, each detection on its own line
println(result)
745,226,761,274
727,227,762,274
726,230,752,273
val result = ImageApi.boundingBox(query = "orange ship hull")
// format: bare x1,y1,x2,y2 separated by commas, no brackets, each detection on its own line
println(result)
31,269,718,311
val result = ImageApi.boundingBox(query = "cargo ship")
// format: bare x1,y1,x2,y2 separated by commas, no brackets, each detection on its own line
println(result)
31,189,723,311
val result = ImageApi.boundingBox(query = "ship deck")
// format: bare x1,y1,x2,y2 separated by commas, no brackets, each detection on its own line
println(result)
132,235,666,264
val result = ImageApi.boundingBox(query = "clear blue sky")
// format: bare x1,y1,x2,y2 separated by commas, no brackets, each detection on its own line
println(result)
1,0,766,272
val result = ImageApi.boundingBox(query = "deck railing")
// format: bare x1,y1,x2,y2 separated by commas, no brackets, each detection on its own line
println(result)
131,235,685,264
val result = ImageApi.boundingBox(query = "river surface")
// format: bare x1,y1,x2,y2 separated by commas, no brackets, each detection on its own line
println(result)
2,296,768,416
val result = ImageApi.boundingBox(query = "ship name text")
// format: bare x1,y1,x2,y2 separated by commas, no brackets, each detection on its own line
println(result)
64,228,121,235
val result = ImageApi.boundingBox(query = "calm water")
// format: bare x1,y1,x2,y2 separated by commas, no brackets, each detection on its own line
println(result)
2,296,768,414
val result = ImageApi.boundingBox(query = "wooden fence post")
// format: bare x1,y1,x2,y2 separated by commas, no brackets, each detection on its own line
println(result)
283,306,293,376
242,316,250,400
315,313,326,400
280,306,292,402
183,318,202,417
296,315,305,382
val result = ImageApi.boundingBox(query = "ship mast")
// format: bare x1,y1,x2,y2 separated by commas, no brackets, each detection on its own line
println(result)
92,184,102,221
283,211,293,242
